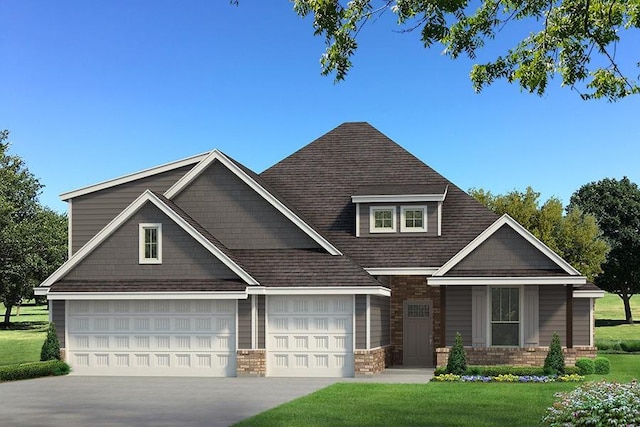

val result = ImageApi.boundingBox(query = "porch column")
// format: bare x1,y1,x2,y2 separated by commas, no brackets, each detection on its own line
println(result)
566,284,573,348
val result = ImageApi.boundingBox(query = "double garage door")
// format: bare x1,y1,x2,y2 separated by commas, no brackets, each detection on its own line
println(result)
66,296,354,377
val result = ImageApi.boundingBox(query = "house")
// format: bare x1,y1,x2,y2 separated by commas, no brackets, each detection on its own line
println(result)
35,122,602,377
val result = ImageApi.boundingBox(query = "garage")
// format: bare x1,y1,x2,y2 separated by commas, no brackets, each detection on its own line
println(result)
267,295,354,377
67,299,236,376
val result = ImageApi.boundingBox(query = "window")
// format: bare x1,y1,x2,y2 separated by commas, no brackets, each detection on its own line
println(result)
139,223,162,264
401,206,427,232
369,206,397,233
491,287,519,346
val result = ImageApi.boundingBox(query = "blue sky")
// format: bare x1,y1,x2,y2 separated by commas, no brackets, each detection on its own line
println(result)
2,1,638,213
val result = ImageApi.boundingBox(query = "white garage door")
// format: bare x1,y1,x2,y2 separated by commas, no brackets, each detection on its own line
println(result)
267,295,354,377
67,299,236,376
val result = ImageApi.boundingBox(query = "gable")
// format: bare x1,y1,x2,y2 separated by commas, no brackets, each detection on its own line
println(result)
65,202,241,281
173,159,323,250
447,224,565,275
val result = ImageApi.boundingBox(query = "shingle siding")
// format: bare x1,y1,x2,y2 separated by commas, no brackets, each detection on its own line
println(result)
173,161,320,250
71,165,193,253
445,286,472,346
65,203,239,281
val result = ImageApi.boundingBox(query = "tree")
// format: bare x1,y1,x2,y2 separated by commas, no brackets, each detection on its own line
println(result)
0,131,67,326
570,177,640,324
40,322,62,361
446,332,468,375
544,332,565,375
469,186,608,281
285,0,640,101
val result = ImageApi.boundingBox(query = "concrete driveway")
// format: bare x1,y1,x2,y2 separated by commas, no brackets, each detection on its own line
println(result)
1,376,339,427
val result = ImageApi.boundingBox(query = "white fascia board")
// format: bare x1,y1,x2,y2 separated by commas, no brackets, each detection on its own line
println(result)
246,286,391,297
60,152,209,200
34,287,49,296
351,194,446,203
365,267,439,276
433,214,582,277
573,290,606,298
39,190,258,287
427,276,587,287
46,291,249,300
164,150,343,256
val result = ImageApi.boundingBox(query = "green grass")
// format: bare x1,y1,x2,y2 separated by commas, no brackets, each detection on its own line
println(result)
0,303,49,366
236,354,640,427
595,293,640,342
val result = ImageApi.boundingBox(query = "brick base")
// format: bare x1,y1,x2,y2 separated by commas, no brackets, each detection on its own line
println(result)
435,346,597,368
354,346,393,376
60,348,67,362
236,350,266,377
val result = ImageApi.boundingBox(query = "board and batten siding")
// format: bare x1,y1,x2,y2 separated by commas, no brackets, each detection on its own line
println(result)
573,298,591,346
237,298,252,349
355,295,367,349
539,285,567,346
370,295,390,348
358,202,439,237
52,300,66,347
70,165,193,254
173,161,320,250
65,203,239,281
446,286,472,346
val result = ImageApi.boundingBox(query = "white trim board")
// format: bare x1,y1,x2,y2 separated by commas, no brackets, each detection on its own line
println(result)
246,286,391,297
60,152,209,200
39,190,259,288
365,267,438,276
433,214,582,277
44,291,249,300
351,187,448,203
427,276,587,286
573,290,605,298
164,150,343,256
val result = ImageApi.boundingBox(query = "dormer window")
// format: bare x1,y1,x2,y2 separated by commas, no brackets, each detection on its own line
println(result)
401,206,427,232
370,206,397,233
139,223,162,264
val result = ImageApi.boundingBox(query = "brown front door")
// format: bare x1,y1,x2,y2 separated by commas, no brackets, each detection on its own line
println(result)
403,300,433,366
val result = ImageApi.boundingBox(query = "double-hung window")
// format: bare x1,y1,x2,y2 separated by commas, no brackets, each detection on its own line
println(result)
370,206,397,233
491,287,520,346
139,223,162,264
401,206,427,232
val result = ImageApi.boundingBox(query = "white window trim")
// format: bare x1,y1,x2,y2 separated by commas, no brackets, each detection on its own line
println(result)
369,206,397,233
139,223,162,264
487,286,523,347
400,205,428,233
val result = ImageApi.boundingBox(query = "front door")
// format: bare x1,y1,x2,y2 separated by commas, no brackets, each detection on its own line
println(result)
403,300,433,366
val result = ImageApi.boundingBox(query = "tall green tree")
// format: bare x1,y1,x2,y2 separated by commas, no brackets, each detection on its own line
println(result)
0,131,67,325
283,0,640,101
570,177,640,324
469,186,608,281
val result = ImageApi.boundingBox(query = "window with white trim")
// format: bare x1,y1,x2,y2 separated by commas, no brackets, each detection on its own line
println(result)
401,205,427,232
369,206,397,233
490,287,519,346
139,223,162,264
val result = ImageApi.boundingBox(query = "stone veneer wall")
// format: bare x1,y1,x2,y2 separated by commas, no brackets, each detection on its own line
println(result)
435,346,598,368
354,346,393,376
236,350,266,376
390,276,441,365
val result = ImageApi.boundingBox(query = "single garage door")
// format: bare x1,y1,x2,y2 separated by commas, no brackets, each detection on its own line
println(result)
267,295,354,377
67,299,236,376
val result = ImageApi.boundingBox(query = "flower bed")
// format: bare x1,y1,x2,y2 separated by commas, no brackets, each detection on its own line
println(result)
433,373,584,383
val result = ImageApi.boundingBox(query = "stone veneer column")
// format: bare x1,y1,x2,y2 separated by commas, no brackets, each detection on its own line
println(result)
354,346,393,375
236,350,266,377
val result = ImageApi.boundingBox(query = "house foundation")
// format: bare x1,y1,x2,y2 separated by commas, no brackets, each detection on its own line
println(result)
435,346,598,368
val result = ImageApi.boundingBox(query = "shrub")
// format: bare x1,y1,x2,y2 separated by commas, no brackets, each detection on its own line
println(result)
575,358,595,375
542,381,640,426
0,360,70,382
620,340,640,353
564,366,581,375
40,322,61,361
544,332,565,375
594,356,611,374
446,332,467,375
476,366,546,377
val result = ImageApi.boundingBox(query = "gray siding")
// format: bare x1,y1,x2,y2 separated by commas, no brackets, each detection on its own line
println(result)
451,225,560,272
71,165,193,253
539,285,567,346
358,202,438,237
573,298,591,346
355,295,367,349
174,161,320,249
257,295,265,349
52,300,66,347
370,295,390,347
65,203,239,281
446,286,472,346
238,298,252,349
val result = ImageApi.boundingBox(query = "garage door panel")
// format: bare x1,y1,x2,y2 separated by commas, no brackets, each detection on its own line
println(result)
67,300,236,377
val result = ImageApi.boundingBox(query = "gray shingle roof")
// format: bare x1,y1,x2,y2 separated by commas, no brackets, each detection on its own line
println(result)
260,122,499,268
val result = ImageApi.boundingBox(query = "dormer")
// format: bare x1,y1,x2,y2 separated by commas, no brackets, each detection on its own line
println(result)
351,185,448,237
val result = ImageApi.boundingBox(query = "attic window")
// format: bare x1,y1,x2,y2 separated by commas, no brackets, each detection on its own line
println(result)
401,206,427,232
139,223,162,264
370,206,397,233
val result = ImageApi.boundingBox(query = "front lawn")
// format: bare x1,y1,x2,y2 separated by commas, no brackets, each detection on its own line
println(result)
0,303,49,366
595,292,640,342
235,354,639,427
